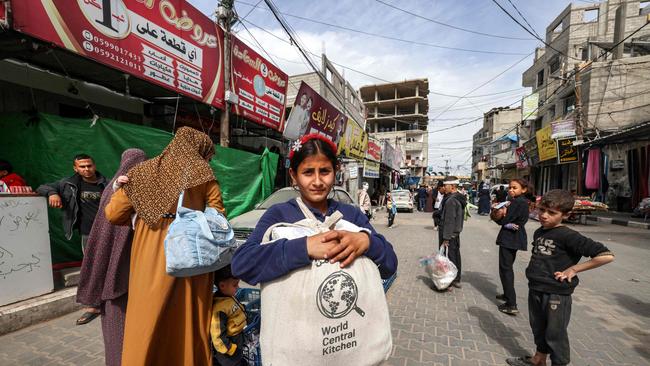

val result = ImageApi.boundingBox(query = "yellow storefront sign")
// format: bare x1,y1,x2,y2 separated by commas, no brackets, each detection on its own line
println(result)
337,118,368,160
536,124,557,162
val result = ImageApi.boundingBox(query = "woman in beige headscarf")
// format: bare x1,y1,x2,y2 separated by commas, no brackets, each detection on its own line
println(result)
105,127,224,366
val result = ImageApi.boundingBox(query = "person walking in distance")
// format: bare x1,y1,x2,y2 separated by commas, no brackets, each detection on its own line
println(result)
494,179,532,315
496,185,508,203
386,191,397,228
438,176,467,289
358,182,372,219
36,153,107,325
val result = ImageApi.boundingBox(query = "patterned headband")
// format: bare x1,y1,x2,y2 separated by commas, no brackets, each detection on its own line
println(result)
288,133,338,161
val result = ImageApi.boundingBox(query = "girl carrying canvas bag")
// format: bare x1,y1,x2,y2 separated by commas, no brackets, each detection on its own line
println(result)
231,134,398,366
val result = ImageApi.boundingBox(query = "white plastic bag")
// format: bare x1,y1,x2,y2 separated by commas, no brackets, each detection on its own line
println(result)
420,247,458,290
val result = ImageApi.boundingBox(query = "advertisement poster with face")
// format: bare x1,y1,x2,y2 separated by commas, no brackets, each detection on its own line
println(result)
231,36,288,131
283,82,343,142
11,0,225,109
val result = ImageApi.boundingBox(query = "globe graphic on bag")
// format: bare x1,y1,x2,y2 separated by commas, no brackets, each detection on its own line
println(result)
316,271,365,319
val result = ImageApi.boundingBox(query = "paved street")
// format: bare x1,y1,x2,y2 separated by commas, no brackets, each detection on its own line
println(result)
1,209,649,366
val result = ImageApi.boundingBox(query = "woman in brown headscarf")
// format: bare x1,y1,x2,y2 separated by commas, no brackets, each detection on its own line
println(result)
105,127,224,366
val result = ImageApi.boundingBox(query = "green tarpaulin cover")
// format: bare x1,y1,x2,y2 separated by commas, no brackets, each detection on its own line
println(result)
0,112,277,264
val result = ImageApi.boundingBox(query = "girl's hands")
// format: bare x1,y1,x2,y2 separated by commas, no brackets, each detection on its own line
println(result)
306,232,340,260
321,230,370,268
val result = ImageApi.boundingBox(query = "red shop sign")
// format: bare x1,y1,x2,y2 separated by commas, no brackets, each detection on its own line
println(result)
366,137,381,162
11,0,225,109
230,35,288,131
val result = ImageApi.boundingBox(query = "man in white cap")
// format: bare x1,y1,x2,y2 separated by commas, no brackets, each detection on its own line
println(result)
358,182,372,219
438,176,467,289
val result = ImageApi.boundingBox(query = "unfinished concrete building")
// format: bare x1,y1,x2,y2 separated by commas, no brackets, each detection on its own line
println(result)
359,79,429,180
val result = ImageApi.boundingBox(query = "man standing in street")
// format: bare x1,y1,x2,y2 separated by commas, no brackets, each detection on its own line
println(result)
417,184,427,211
438,176,467,289
37,154,107,325
358,182,372,219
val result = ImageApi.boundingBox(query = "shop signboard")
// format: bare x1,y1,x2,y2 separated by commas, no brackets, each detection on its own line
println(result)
536,124,557,162
522,92,539,120
366,137,381,162
381,141,402,171
515,146,529,169
556,137,578,164
337,118,368,160
551,119,576,139
283,81,344,142
231,35,288,131
11,0,225,109
363,160,380,178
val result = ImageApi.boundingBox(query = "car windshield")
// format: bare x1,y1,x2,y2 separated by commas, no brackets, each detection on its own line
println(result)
257,188,353,209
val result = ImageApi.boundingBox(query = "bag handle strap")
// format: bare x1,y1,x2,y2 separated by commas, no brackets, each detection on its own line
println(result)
176,190,186,210
296,197,343,230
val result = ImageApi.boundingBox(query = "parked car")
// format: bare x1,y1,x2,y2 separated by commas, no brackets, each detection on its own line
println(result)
230,186,356,243
390,189,414,213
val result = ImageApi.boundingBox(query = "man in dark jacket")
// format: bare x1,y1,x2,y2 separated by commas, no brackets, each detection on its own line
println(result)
438,176,467,289
36,153,107,325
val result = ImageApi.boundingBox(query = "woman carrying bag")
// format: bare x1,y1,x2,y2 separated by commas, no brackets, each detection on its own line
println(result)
105,127,224,366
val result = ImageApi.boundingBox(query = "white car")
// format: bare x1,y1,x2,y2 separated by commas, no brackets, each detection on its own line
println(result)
390,189,414,213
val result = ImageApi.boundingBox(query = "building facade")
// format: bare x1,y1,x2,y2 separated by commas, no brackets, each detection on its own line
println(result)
359,79,429,182
520,0,650,210
472,107,524,182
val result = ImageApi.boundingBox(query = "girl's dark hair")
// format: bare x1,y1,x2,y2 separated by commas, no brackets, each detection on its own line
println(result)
290,138,338,172
510,178,536,201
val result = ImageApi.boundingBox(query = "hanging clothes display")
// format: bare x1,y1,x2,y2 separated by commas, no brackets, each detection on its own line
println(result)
585,148,601,190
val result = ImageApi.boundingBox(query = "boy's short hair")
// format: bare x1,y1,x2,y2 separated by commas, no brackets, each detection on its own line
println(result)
539,189,574,213
443,176,458,185
214,264,236,285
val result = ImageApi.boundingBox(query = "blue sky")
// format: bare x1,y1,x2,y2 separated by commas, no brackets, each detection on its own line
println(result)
190,0,582,174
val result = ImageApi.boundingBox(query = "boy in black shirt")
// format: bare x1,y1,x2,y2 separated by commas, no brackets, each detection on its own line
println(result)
507,190,614,366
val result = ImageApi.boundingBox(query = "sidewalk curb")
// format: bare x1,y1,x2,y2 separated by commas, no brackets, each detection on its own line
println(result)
0,287,82,336
585,215,650,230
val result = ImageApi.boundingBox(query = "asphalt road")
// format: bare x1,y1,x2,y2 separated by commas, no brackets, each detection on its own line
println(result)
0,208,648,366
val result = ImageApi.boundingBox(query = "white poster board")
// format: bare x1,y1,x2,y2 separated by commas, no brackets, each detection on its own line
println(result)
0,196,53,306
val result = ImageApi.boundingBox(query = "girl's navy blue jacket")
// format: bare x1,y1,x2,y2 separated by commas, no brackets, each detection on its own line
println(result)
231,198,398,285
495,195,530,251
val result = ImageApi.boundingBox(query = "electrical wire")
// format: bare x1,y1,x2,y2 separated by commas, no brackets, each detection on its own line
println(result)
236,0,529,55
505,0,543,40
374,0,533,41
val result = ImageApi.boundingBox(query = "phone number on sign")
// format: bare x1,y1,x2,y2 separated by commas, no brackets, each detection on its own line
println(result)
81,30,143,62
85,44,144,72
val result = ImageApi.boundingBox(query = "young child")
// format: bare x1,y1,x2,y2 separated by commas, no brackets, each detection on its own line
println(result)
211,265,247,366
506,190,614,366
494,179,532,315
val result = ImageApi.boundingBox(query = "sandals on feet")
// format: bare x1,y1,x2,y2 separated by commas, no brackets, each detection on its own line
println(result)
76,311,100,325
506,356,535,366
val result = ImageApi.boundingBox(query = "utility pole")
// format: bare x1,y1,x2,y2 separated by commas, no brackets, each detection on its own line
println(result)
574,63,584,195
515,124,520,179
217,0,235,147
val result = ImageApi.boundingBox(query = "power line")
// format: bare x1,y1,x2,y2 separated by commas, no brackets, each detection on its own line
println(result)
505,0,543,40
374,0,533,41
237,0,530,55
491,0,582,61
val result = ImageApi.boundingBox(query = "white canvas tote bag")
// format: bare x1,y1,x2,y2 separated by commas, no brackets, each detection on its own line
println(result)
259,198,392,366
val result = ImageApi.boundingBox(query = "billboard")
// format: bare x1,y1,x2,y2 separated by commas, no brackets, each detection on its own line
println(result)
283,81,344,142
536,124,557,162
522,92,539,120
363,160,380,178
336,118,367,160
381,141,402,171
556,138,578,164
231,36,288,131
11,0,225,108
366,137,381,162
551,119,576,139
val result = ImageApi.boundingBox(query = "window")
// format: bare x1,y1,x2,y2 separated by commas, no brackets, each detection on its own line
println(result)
537,69,545,87
563,95,575,115
548,106,556,120
583,9,598,22
549,57,560,74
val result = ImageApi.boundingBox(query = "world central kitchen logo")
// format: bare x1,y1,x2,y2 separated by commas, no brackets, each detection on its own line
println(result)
316,271,363,355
